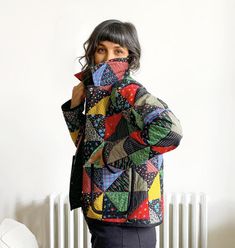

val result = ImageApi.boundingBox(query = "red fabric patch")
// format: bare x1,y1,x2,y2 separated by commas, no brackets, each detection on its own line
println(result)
94,183,102,193
82,168,91,193
146,160,158,173
108,60,129,81
104,113,122,139
119,84,140,105
102,218,126,223
130,131,147,145
74,71,84,81
152,145,176,153
128,198,149,220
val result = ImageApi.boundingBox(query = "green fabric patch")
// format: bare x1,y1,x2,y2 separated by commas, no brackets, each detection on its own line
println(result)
148,124,170,145
129,146,150,164
131,108,144,129
105,192,129,212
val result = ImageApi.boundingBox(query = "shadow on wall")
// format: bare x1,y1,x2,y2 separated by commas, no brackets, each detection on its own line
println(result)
208,223,235,248
14,197,50,248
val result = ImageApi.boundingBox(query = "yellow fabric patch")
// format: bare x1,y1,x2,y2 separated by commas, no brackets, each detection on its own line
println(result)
88,96,110,115
87,193,104,219
148,173,161,200
70,129,79,144
87,207,102,219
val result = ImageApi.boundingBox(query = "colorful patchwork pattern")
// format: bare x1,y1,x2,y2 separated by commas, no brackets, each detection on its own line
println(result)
61,57,183,227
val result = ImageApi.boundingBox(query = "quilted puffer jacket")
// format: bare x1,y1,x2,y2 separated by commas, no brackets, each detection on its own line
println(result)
61,57,183,227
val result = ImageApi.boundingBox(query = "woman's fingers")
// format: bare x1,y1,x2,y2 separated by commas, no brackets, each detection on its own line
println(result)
71,81,86,108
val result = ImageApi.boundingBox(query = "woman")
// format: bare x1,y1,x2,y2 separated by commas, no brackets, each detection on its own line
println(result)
61,19,183,248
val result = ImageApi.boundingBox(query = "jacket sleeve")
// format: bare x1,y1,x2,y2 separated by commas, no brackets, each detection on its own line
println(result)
102,83,183,168
61,99,86,147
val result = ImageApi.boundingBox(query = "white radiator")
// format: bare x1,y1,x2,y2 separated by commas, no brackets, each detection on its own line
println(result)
49,192,207,248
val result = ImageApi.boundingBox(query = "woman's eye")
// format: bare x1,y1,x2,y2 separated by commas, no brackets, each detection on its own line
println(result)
116,50,123,54
97,48,104,53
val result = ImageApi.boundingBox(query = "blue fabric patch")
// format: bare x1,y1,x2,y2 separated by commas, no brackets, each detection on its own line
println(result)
92,63,107,86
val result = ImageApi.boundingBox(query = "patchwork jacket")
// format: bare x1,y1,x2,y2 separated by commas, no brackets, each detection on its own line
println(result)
61,57,183,227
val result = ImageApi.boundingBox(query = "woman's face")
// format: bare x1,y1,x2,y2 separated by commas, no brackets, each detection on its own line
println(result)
94,40,129,65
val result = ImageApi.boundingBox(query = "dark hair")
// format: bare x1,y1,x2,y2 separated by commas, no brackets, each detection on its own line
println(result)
76,19,141,77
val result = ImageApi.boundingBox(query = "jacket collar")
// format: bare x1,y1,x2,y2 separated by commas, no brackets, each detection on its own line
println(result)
74,57,130,87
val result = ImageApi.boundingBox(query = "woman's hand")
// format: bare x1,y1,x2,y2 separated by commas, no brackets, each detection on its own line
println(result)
70,81,86,108
88,147,105,166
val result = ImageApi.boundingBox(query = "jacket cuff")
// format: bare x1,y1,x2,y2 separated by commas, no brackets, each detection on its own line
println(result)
61,99,85,132
61,99,85,112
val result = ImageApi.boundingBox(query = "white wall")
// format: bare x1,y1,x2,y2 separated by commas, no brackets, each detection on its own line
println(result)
0,0,234,247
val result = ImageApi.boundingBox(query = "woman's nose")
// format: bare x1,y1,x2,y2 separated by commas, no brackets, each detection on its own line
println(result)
104,53,115,62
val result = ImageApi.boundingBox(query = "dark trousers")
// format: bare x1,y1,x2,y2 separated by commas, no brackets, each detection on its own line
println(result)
86,222,157,248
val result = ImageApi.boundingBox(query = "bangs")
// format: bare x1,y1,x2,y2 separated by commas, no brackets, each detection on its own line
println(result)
94,24,127,48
